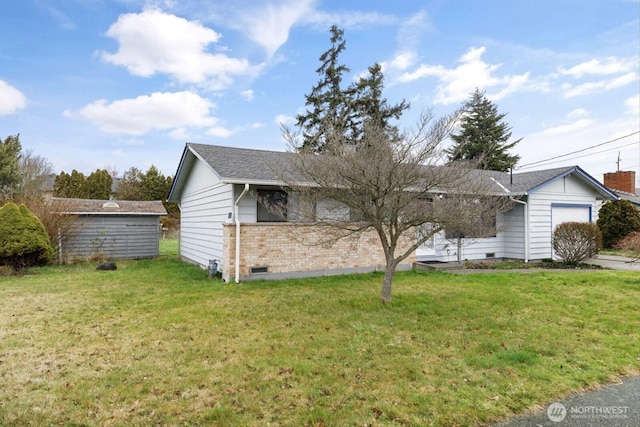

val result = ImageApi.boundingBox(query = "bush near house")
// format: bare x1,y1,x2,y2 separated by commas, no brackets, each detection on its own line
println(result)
596,199,640,248
553,222,601,263
614,231,640,258
0,203,52,273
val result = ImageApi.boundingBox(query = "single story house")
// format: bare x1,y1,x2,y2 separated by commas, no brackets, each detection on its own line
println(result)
51,198,167,262
167,143,618,282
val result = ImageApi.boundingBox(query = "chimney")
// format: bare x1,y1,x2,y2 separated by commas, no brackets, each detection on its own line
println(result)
603,170,636,194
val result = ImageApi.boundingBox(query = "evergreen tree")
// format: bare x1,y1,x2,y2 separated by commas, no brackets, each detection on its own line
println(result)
86,169,113,199
596,199,640,248
141,165,170,201
116,167,144,200
53,171,73,198
0,134,22,195
296,25,354,152
0,203,52,273
446,89,521,171
294,27,408,152
69,170,88,198
352,63,409,144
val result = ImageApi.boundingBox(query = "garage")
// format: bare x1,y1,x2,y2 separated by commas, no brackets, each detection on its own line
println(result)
551,203,592,259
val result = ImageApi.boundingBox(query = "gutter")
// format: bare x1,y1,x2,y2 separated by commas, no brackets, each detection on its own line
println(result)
491,178,529,263
234,183,250,283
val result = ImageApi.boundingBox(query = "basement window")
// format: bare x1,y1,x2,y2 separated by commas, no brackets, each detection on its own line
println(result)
250,266,269,275
485,253,496,259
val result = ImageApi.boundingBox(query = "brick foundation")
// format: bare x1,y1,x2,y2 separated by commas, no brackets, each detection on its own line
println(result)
222,223,415,282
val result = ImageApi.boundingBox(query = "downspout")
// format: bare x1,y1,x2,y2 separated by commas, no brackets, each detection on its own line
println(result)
491,178,529,263
234,184,250,283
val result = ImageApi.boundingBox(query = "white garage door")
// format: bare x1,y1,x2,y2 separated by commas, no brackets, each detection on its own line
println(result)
551,205,591,259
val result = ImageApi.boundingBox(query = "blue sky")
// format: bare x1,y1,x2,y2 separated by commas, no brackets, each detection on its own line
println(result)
1,0,639,185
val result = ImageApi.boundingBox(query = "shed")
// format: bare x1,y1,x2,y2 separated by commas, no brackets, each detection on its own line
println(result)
51,198,167,261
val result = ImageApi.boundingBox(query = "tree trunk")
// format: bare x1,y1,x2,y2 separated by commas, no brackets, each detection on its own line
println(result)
380,259,398,303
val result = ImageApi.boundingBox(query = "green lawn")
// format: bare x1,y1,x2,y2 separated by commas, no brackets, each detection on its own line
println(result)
0,256,638,426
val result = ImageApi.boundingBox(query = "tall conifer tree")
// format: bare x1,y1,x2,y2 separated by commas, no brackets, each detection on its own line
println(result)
295,26,408,152
447,89,521,171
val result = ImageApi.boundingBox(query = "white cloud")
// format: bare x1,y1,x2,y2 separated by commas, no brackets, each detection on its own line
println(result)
559,57,635,77
241,89,255,101
100,8,257,88
67,91,217,135
168,127,190,141
235,0,316,57
117,137,145,146
625,94,639,115
386,52,417,71
251,122,265,128
562,72,637,98
229,0,394,57
0,80,27,115
539,118,594,136
567,108,589,119
275,113,295,126
208,126,232,138
398,46,530,104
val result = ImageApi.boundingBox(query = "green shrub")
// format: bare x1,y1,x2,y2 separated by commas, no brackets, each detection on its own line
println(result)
596,200,640,248
0,203,53,273
553,222,602,264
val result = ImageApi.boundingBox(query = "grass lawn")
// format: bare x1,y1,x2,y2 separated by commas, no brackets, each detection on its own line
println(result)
0,253,638,426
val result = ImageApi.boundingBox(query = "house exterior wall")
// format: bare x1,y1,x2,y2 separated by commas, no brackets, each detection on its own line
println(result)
234,184,257,222
502,203,525,259
222,223,415,282
527,174,601,260
61,215,160,260
416,212,507,262
178,159,233,268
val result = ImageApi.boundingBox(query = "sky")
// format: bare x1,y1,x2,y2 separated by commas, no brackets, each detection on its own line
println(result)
1,0,639,186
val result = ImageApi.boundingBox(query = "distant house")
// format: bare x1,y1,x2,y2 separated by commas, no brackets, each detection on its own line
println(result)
603,170,640,210
51,198,167,262
167,143,618,282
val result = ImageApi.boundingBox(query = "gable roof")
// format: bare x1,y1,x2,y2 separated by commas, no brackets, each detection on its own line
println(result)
168,143,618,201
492,166,618,199
51,198,167,215
611,189,640,207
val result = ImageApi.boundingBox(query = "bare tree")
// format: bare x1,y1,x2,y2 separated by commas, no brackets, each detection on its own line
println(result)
281,111,511,302
13,149,54,201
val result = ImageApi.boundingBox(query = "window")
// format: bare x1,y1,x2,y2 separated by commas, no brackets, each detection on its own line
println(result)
257,189,288,222
417,223,437,249
444,200,497,239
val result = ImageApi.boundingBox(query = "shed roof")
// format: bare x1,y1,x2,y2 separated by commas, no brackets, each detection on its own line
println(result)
51,198,167,215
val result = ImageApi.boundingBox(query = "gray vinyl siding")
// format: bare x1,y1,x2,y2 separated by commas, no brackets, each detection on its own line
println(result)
178,159,233,268
61,215,160,260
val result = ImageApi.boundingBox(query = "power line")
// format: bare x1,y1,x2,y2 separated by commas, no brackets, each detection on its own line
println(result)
516,141,638,169
517,130,640,170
